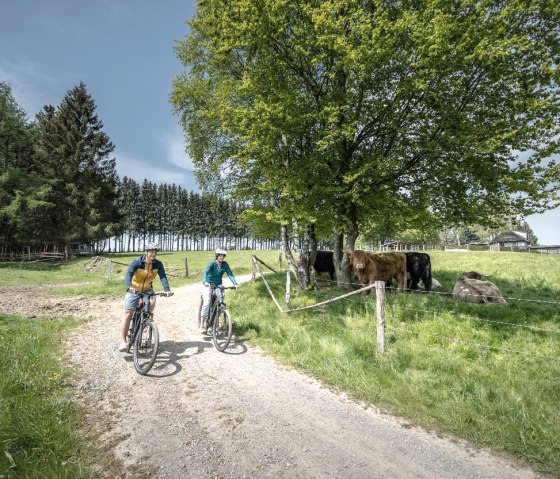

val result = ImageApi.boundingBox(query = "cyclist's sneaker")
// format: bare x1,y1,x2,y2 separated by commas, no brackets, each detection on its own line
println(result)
118,342,128,352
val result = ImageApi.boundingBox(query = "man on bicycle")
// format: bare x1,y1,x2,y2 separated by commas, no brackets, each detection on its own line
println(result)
201,248,238,334
119,242,174,352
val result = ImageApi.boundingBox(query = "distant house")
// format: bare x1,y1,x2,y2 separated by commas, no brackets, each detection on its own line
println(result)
70,242,94,256
491,231,530,250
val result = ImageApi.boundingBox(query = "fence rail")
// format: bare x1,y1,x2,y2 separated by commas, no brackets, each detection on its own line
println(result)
0,252,65,262
252,256,559,359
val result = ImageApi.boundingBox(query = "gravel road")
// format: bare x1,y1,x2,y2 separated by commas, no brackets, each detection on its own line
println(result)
1,278,545,478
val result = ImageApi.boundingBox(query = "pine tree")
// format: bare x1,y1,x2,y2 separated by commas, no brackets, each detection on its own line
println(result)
0,82,55,253
34,82,120,256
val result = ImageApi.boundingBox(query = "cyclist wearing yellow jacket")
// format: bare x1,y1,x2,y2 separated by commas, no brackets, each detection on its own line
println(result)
118,242,173,352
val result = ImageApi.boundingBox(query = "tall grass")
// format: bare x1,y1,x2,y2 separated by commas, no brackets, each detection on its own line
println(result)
232,251,560,476
0,315,96,478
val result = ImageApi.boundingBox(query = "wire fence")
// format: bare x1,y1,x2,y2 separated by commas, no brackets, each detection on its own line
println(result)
251,255,560,360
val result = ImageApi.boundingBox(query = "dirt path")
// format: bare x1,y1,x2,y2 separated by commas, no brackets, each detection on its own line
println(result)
1,280,545,478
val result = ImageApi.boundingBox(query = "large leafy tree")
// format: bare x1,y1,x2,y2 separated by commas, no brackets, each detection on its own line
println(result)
172,0,560,285
34,82,120,257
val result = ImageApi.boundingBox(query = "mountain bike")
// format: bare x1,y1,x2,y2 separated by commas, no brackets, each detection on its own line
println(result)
126,291,167,375
198,285,235,352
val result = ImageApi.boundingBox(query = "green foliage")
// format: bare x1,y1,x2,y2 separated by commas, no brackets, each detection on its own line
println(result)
0,82,34,170
0,83,44,247
232,250,560,475
1,81,123,254
0,167,57,245
172,0,560,244
34,82,121,249
0,315,96,478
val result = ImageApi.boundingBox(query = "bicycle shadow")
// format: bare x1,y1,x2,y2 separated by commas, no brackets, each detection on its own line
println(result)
196,333,248,355
122,335,249,377
125,340,194,378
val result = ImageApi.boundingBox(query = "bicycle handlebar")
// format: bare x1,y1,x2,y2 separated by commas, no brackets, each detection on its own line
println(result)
137,291,173,297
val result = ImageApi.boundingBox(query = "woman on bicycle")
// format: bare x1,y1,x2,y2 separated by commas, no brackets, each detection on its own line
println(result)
200,248,238,334
118,242,174,352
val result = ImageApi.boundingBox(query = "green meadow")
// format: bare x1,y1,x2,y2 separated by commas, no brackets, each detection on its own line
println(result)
1,250,559,477
231,250,560,476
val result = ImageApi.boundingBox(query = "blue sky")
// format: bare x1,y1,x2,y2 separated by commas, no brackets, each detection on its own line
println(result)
1,1,559,245
1,0,198,190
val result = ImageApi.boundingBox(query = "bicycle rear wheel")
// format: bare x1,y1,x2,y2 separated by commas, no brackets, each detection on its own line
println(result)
133,320,159,375
212,307,232,351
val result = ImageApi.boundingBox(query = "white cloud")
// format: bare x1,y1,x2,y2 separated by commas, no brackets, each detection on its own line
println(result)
154,125,195,171
115,149,199,191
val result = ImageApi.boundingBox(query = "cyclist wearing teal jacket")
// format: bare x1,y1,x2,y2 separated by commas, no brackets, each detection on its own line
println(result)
118,242,173,352
200,248,238,334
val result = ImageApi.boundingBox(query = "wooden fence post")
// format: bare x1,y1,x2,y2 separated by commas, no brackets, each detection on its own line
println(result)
285,270,291,309
375,280,385,354
184,257,189,277
106,259,112,282
251,255,256,282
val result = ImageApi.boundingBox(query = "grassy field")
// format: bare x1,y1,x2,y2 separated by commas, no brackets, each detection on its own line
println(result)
1,249,558,476
0,249,280,296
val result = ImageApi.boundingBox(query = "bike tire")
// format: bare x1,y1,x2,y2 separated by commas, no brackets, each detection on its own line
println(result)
197,296,203,329
212,307,232,351
133,320,159,375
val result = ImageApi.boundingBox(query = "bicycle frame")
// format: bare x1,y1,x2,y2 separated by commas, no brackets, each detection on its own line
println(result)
126,291,166,375
128,293,154,348
207,285,226,328
201,284,235,351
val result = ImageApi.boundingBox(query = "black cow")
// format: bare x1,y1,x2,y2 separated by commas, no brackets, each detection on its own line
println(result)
313,250,335,280
405,252,432,290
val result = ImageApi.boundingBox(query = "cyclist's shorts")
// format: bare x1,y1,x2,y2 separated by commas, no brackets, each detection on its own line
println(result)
124,290,154,310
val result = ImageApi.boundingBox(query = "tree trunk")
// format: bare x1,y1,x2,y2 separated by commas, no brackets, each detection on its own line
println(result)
336,202,359,288
280,221,317,291
308,223,318,289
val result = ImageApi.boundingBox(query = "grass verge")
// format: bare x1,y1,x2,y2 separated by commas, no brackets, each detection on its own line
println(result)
0,314,96,478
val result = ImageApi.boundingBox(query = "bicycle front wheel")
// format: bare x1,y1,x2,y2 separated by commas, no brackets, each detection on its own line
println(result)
197,296,203,329
133,320,159,375
212,307,232,351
